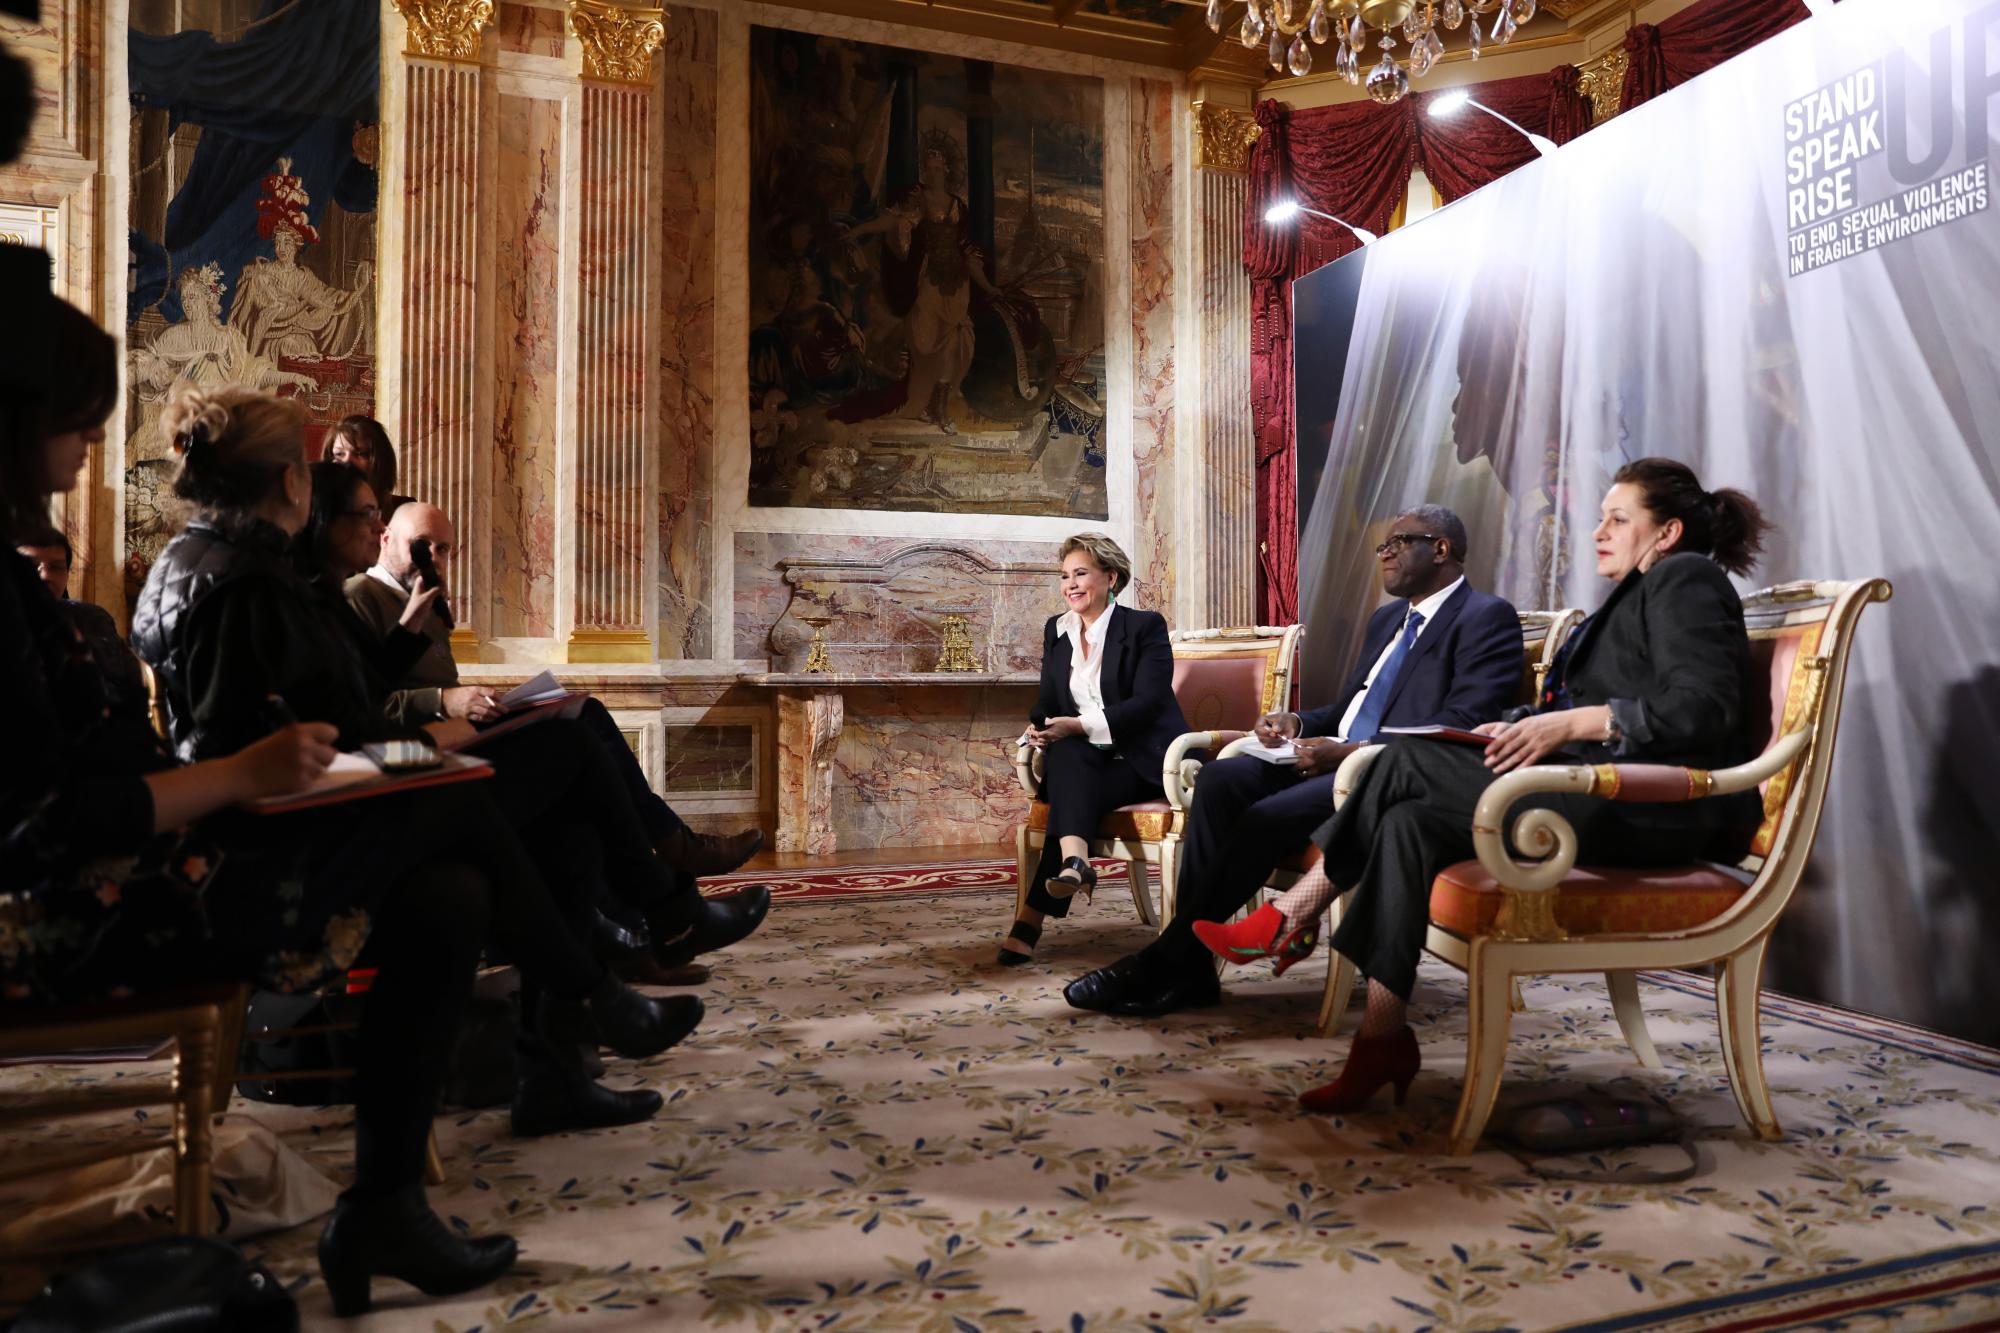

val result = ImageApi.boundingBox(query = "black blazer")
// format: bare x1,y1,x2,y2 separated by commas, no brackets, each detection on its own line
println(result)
1539,552,1760,841
1031,605,1189,784
1299,582,1523,738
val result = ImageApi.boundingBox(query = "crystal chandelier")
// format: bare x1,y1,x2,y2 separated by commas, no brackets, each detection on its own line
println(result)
1206,0,1536,103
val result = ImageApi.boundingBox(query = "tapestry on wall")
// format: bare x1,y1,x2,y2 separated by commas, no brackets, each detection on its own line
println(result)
746,27,1108,517
122,0,379,596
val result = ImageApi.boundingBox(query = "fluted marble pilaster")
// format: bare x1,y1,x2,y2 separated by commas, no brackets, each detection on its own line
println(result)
567,2,665,663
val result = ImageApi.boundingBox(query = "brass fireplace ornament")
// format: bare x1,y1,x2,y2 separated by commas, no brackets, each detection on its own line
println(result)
930,608,983,673
799,613,835,674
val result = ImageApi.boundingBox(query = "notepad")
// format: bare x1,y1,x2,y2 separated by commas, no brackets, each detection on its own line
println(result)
1239,739,1300,765
498,669,568,711
245,750,493,813
1377,724,1493,745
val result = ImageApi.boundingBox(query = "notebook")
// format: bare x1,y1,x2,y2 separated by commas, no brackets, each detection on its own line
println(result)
245,750,493,814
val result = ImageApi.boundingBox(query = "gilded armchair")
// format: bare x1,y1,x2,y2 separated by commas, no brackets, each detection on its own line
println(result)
1014,624,1303,928
1325,578,1889,1154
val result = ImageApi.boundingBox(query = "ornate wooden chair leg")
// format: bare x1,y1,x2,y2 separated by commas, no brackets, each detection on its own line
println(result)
1318,951,1358,1039
423,1127,446,1186
1155,837,1180,931
1716,934,1782,1140
1125,856,1155,927
1606,970,1664,1069
1508,977,1529,1014
172,1013,221,1236
1013,827,1037,919
1448,953,1516,1156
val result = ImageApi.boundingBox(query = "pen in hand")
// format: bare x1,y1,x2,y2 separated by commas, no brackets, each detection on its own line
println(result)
262,693,300,734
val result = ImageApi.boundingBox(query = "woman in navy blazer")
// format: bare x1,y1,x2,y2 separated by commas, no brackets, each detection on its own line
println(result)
1001,534,1189,965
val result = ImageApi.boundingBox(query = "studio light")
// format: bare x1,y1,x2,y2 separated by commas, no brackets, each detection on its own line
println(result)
1427,89,1559,157
1262,200,1379,245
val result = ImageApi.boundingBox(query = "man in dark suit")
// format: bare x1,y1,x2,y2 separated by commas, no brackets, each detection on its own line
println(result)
1064,504,1523,1016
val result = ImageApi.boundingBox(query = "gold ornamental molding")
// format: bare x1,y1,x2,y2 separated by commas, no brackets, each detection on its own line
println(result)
393,0,495,62
567,628,654,663
1576,45,1630,125
568,0,669,86
1193,101,1260,174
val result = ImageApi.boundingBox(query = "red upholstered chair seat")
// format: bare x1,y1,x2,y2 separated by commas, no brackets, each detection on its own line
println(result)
1171,653,1272,733
1428,861,1751,939
1026,798,1178,843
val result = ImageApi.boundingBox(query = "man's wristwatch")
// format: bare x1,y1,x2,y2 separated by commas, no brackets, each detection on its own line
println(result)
1602,709,1622,744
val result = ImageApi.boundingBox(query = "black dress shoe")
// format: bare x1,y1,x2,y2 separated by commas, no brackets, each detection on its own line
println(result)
318,1184,517,1317
1063,955,1154,1012
654,885,772,968
537,977,703,1061
656,826,765,878
512,1073,664,1137
1111,968,1221,1017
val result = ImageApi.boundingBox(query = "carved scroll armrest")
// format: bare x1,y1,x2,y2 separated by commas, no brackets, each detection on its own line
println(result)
1331,743,1386,811
1468,728,1814,938
1162,730,1246,811
1014,741,1044,799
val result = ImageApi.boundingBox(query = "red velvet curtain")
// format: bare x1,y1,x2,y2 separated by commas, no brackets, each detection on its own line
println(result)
1246,68,1587,621
1621,0,1812,110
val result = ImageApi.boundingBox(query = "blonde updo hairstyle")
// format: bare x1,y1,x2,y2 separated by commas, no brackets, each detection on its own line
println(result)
162,383,308,514
1058,531,1132,597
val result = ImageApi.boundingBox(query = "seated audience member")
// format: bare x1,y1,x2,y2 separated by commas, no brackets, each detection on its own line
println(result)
323,413,411,517
15,522,148,722
131,390,747,1132
999,533,1188,966
5,301,698,1315
343,498,762,877
1219,460,1770,1115
1064,505,1522,1016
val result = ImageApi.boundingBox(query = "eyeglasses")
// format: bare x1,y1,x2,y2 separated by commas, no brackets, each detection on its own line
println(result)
1375,532,1444,556
339,506,382,523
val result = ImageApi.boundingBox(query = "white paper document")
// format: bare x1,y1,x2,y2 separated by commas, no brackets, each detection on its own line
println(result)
1240,739,1299,765
499,669,569,711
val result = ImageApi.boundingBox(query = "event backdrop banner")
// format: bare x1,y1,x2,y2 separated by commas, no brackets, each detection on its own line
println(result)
1292,0,2000,1042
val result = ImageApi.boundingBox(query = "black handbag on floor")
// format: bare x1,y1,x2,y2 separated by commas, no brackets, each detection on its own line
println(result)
12,1236,297,1333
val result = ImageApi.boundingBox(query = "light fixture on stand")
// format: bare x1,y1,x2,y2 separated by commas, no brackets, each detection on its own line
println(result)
1428,88,1559,156
1263,199,1381,245
1212,0,1535,101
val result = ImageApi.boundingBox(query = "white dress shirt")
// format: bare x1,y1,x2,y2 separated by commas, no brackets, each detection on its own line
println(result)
1333,576,1464,740
1058,601,1117,747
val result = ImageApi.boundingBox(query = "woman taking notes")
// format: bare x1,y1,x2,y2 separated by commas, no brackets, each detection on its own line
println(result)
1000,534,1188,966
1197,459,1771,1115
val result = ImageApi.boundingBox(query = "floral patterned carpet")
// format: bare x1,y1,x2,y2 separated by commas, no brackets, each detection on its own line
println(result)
12,882,2000,1330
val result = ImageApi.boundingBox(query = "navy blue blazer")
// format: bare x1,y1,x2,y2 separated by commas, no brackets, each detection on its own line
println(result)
1031,606,1190,784
1297,582,1523,738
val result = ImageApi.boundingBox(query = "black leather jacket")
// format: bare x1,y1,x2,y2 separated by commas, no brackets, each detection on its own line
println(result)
132,517,420,760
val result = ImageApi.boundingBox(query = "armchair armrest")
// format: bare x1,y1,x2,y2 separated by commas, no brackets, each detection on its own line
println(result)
1468,728,1813,934
1014,740,1043,799
1332,743,1385,810
1162,730,1247,811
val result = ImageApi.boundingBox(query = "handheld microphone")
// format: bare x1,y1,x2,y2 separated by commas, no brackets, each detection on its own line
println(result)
410,537,454,630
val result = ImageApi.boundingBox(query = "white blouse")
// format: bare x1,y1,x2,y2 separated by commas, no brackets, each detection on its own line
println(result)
1057,602,1116,747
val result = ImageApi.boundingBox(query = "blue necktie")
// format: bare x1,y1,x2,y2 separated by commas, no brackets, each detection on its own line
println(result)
1346,608,1425,742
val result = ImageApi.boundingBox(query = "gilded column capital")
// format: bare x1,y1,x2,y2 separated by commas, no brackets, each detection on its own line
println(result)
1192,101,1260,174
1576,46,1630,125
568,0,668,86
392,0,495,62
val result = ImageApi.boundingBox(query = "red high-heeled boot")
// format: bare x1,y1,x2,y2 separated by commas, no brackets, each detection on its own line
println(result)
1298,1025,1421,1114
1193,905,1318,976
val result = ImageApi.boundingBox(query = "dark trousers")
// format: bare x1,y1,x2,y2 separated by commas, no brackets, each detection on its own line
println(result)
1028,737,1161,918
1317,739,1690,1001
1141,754,1341,971
572,695,690,852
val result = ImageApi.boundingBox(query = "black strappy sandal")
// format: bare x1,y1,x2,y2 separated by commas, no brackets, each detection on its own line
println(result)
997,918,1042,967
1042,855,1099,902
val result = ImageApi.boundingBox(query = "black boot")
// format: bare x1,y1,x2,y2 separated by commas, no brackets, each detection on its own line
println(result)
655,826,764,877
652,885,773,968
511,1034,663,1137
538,973,703,1061
317,1184,517,1317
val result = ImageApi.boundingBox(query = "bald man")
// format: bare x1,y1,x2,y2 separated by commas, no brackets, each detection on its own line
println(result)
345,503,764,882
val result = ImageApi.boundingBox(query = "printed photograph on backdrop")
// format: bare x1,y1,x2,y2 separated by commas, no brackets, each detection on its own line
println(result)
746,26,1108,517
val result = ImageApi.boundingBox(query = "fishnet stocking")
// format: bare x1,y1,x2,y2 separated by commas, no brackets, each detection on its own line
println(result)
1270,861,1338,933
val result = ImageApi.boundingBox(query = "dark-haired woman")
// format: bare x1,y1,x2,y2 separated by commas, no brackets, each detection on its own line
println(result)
2,305,686,1312
323,414,409,516
1198,459,1772,1116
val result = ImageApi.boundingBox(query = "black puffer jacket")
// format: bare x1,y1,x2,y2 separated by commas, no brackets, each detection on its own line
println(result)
132,517,423,760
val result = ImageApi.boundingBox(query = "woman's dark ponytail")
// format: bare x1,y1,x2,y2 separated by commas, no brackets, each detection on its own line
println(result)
1612,457,1772,577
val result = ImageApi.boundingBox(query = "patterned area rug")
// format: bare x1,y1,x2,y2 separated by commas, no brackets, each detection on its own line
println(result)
705,856,1122,900
10,886,2000,1330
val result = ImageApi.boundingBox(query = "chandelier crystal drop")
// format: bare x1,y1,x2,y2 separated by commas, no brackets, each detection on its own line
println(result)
1207,0,1224,33
1241,0,1526,102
